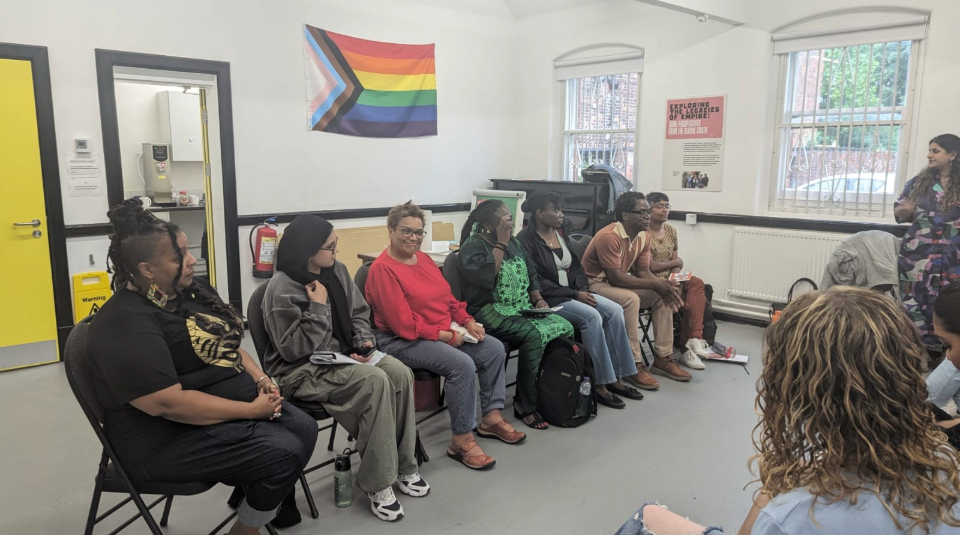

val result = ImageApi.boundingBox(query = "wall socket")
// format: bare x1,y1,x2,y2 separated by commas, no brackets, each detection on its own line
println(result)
685,213,697,225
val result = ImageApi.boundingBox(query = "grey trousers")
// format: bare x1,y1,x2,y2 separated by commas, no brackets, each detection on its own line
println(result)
377,333,507,435
277,355,418,493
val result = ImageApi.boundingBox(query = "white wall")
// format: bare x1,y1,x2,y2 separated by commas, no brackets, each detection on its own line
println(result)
513,0,960,312
0,0,518,228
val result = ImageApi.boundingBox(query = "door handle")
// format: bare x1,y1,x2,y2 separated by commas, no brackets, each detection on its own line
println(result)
13,219,41,227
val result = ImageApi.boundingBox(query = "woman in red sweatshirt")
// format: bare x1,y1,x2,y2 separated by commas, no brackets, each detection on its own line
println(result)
366,202,525,471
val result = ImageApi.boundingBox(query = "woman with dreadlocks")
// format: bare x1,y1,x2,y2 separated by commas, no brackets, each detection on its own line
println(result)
86,199,316,535
458,200,574,430
895,134,960,361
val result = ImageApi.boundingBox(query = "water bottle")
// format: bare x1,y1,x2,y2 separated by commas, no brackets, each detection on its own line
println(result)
712,342,737,359
334,449,353,508
579,376,592,396
574,376,592,419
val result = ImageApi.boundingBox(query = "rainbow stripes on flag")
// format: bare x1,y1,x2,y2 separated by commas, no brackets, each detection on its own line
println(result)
304,25,437,138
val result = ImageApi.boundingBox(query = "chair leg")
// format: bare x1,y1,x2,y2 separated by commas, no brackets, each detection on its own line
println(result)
159,495,174,527
265,522,280,535
84,469,106,535
300,473,320,519
127,490,164,535
327,421,338,451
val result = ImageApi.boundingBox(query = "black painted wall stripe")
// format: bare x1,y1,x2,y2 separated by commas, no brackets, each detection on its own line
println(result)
665,211,907,237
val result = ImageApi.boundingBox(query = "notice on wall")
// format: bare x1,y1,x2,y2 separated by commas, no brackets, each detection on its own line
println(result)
67,156,103,197
661,95,726,192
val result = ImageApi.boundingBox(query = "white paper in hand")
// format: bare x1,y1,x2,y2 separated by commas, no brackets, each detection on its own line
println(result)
450,321,480,343
310,350,386,366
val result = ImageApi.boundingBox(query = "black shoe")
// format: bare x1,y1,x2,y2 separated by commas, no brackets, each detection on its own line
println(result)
271,488,303,529
607,383,644,401
596,392,626,409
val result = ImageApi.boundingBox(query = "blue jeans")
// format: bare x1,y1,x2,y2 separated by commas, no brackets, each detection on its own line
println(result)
927,359,960,408
377,333,507,435
555,295,637,385
615,503,725,535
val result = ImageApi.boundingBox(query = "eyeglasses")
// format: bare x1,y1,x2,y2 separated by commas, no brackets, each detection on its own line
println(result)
624,209,652,217
394,227,427,240
319,238,338,251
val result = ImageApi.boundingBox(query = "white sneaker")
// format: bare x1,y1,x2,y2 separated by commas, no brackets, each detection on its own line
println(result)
686,338,712,359
679,349,705,370
367,486,404,522
396,472,430,497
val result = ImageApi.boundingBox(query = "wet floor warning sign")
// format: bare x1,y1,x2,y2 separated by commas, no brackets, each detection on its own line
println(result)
72,271,113,321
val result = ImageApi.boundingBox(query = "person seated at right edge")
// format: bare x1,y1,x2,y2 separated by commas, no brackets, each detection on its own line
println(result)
458,200,575,430
925,282,960,450
516,191,646,409
580,191,690,388
261,214,428,522
646,191,711,370
367,201,524,472
613,287,960,535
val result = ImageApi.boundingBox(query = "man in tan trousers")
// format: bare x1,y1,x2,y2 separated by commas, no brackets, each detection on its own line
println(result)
580,191,691,390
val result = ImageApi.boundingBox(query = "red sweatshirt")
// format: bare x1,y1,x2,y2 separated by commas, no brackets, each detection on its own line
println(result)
366,249,473,341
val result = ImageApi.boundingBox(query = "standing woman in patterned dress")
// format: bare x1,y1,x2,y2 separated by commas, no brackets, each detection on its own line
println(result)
895,134,960,360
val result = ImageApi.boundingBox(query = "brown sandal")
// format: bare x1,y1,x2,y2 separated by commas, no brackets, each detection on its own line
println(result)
477,420,527,445
446,440,496,470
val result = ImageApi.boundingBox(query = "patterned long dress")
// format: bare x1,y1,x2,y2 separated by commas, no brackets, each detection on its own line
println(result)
459,236,574,416
896,176,960,349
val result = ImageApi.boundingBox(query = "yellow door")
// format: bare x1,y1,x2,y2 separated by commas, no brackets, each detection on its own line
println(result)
0,59,58,370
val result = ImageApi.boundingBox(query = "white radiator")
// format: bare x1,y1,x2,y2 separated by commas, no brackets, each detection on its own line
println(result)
729,227,847,303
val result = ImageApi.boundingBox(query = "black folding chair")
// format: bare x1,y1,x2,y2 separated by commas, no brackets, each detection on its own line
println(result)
247,282,338,519
65,318,277,535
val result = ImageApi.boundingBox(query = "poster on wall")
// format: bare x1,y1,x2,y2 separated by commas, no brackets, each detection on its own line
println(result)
302,24,437,138
661,95,726,192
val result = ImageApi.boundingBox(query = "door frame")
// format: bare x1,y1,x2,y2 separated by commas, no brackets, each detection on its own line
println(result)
0,43,71,356
94,49,241,307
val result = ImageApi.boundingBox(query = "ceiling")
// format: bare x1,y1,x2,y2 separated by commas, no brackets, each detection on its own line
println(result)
500,0,612,19
398,0,617,19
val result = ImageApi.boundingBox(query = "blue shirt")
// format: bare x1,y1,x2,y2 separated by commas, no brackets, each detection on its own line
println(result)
753,487,960,534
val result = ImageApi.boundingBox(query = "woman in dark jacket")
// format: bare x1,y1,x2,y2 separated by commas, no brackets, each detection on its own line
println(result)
517,191,645,409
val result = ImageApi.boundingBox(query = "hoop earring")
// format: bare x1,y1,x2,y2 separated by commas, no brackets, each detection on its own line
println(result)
146,282,168,308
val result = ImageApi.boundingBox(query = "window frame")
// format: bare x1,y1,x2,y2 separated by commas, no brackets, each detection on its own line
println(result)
768,38,923,219
559,72,642,183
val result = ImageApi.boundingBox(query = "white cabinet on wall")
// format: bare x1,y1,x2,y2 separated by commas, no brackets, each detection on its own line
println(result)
157,91,203,162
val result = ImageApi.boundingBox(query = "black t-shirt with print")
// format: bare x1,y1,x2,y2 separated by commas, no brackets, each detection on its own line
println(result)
86,278,256,468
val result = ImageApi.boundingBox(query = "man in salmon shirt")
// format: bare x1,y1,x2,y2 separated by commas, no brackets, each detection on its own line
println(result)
580,192,691,390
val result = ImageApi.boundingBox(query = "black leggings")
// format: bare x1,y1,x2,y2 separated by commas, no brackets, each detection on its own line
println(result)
138,401,316,526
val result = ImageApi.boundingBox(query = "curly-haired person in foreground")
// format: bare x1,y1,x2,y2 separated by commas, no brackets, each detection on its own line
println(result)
614,286,960,535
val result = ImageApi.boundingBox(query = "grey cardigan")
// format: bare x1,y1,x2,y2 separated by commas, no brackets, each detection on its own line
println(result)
261,261,375,378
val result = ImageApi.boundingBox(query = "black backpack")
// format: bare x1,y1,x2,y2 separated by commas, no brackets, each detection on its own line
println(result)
536,338,597,427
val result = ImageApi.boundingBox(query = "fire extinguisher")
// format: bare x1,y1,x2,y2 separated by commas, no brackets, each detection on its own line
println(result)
250,218,278,279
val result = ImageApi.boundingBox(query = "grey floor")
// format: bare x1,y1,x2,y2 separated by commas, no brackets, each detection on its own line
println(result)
2,321,764,534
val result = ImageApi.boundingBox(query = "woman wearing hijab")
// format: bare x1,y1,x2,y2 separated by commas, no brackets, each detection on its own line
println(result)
261,215,428,522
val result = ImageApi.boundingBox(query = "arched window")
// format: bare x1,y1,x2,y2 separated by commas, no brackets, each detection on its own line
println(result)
769,8,929,218
555,45,644,182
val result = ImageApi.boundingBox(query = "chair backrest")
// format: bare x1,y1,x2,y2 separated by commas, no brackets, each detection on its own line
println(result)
63,318,106,426
354,261,372,300
568,233,592,262
442,252,462,301
246,282,273,367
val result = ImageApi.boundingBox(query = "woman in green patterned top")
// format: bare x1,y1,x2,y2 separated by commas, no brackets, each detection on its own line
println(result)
458,201,574,430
